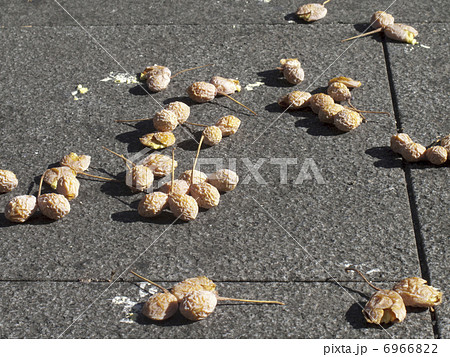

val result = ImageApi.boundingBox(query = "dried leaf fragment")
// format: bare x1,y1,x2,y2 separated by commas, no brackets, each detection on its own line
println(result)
393,277,443,308
363,289,406,324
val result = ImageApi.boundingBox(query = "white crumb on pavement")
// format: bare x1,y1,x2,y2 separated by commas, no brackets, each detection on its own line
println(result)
245,81,265,91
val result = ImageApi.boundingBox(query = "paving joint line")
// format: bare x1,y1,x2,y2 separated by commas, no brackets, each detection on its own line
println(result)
381,37,441,339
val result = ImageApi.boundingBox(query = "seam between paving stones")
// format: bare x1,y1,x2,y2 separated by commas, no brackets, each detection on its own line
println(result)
381,36,440,339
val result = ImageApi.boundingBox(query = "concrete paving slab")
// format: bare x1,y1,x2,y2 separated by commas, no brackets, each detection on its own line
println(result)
0,24,421,284
0,281,434,338
1,1,447,27
384,23,449,337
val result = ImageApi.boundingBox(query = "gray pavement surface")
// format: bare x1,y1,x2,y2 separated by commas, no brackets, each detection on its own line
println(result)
0,0,448,339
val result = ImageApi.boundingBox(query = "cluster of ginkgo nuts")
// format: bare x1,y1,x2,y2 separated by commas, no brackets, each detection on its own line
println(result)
278,74,381,132
346,268,443,325
131,271,284,322
1,153,95,223
391,134,450,165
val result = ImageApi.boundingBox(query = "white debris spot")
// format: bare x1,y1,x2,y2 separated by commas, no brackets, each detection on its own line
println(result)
72,84,89,100
420,44,431,49
101,72,139,84
245,81,265,91
138,282,158,298
258,0,272,3
111,296,139,324
366,268,381,275
288,20,296,24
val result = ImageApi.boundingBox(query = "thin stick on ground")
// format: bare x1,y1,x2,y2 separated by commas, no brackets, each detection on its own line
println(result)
217,297,285,305
345,267,381,291
130,271,170,294
322,0,333,5
191,135,205,186
170,64,214,79
102,146,135,170
342,28,382,42
77,172,118,182
221,93,258,116
170,147,176,194
38,171,45,197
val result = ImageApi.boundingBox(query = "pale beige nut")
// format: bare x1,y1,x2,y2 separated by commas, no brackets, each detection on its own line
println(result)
439,134,450,154
159,179,190,195
168,193,199,221
328,76,362,89
127,165,154,192
43,167,76,190
56,175,80,201
370,11,395,29
179,290,218,321
215,115,241,136
278,91,311,109
166,101,190,124
401,142,426,162
393,277,443,308
142,154,178,177
310,93,335,114
171,277,217,301
327,82,351,102
138,192,169,218
141,292,178,321
203,126,223,146
363,289,406,324
4,195,37,223
207,169,239,192
187,82,217,103
390,133,413,154
178,169,208,185
296,3,327,22
279,58,304,85
38,193,70,220
425,146,448,165
384,23,419,45
60,152,91,172
140,132,176,149
210,76,241,95
333,109,363,132
318,103,344,124
190,182,220,209
0,170,19,193
153,109,178,132
142,65,171,92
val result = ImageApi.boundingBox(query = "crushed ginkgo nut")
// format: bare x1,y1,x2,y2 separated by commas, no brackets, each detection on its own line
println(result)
278,91,311,109
384,23,419,45
140,132,176,149
363,289,406,325
127,165,154,192
171,277,217,302
327,82,352,102
159,179,190,196
142,292,179,321
309,93,335,114
142,65,171,92
318,103,344,124
393,277,443,308
60,152,91,172
400,142,426,162
43,167,76,190
178,169,208,185
333,108,362,132
56,175,80,201
168,192,199,221
390,133,413,154
371,11,395,29
142,154,178,178
190,182,220,209
279,58,304,85
296,3,327,22
425,146,447,165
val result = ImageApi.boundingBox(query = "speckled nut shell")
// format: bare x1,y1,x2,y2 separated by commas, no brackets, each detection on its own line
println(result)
138,192,169,218
203,126,223,146
390,133,413,154
38,193,71,220
168,193,199,221
187,82,217,103
153,109,178,132
159,179,190,195
171,277,217,301
179,290,218,321
4,195,37,223
190,182,220,209
279,59,304,85
142,292,178,321
328,76,362,89
166,101,190,124
400,142,426,162
370,11,395,29
0,170,19,193
318,103,344,124
333,109,362,132
327,82,351,102
280,58,301,68
278,91,311,109
127,165,154,192
207,169,239,192
393,277,443,308
439,135,450,154
142,154,178,177
310,93,335,114
210,76,241,95
296,3,327,22
178,170,208,185
425,146,448,165
363,290,406,324
60,152,91,172
56,175,80,201
143,65,171,92
384,23,419,45
140,132,176,149
215,115,241,136
43,167,76,190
